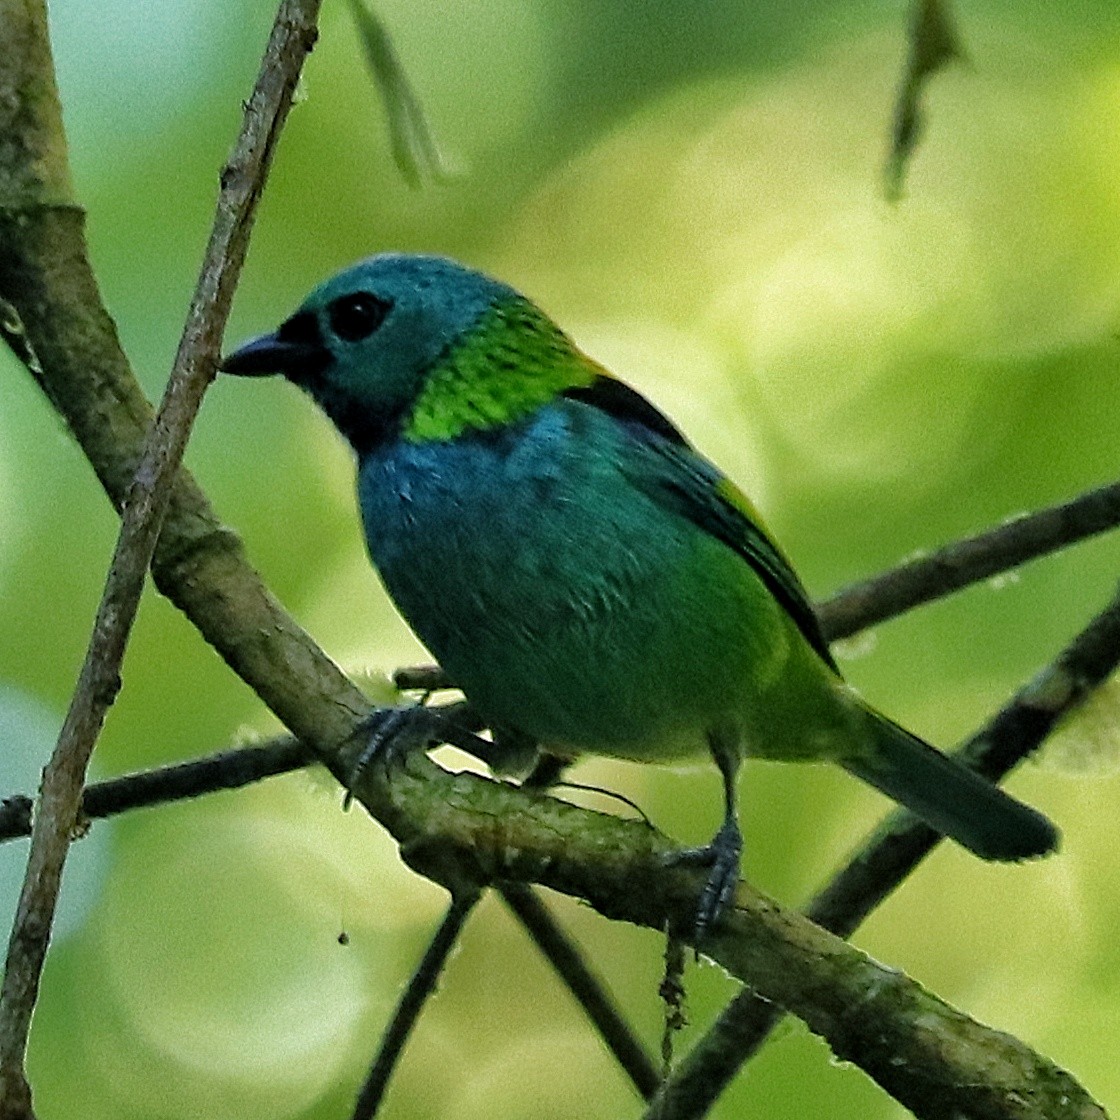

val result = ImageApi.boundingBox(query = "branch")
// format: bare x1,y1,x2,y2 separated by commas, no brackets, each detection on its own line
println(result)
0,737,311,843
0,3,320,1114
352,892,480,1120
0,744,663,1109
645,584,1120,1120
498,883,662,1099
818,478,1120,640
345,753,1102,1120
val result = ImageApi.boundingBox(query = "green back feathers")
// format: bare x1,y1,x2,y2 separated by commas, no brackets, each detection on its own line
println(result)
404,297,596,442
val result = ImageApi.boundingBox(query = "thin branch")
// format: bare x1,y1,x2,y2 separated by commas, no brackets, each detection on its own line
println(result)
498,883,662,1100
0,3,320,1113
643,584,1120,1120
818,476,1120,640
351,892,480,1120
0,737,311,843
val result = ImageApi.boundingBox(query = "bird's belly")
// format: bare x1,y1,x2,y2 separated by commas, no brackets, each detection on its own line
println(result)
360,442,798,762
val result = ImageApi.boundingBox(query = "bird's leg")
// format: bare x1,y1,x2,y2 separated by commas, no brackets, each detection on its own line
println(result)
664,730,743,943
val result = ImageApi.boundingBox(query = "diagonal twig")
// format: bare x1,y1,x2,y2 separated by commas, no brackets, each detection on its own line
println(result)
643,583,1120,1120
0,2,321,1114
351,892,480,1120
499,883,662,1099
0,736,311,843
817,476,1120,640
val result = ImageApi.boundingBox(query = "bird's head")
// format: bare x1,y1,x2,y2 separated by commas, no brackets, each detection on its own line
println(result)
221,253,592,454
222,254,516,452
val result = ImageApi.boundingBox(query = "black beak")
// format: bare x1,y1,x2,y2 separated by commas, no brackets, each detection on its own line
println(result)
220,311,330,382
219,331,310,377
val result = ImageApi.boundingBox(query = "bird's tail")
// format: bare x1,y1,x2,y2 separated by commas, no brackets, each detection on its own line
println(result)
841,713,1059,860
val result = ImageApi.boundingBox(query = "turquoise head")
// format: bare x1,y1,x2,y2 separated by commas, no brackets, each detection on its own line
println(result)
220,253,517,451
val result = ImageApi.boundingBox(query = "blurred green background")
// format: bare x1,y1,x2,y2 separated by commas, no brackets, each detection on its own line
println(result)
3,0,1120,1116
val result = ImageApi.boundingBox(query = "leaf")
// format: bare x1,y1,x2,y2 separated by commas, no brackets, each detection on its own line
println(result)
348,0,457,188
885,0,966,201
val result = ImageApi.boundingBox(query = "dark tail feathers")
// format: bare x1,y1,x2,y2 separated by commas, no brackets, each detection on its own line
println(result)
842,714,1059,861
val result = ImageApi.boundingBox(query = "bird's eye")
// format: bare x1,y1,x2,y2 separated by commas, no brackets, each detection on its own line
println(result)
328,292,393,342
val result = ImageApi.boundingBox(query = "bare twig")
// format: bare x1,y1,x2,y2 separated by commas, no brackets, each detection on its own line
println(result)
0,737,311,843
498,883,662,1099
643,585,1120,1120
393,664,454,693
352,891,480,1120
0,2,320,1113
819,477,1120,640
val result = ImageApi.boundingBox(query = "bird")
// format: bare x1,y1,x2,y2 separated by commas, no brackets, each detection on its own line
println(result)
220,252,1059,937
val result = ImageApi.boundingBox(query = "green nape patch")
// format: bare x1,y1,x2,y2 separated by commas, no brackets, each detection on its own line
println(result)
404,297,597,441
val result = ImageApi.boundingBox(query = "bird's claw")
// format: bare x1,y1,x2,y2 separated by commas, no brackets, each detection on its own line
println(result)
664,817,743,944
344,704,446,807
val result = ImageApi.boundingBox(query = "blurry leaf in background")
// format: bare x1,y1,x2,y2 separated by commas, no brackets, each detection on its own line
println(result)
347,0,456,187
32,778,451,1120
886,0,966,201
501,29,1120,497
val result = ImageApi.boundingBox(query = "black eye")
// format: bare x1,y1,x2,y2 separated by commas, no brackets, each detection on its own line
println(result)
328,292,393,342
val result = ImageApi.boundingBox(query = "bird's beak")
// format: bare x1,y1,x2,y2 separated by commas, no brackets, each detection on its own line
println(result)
220,332,304,377
219,330,327,380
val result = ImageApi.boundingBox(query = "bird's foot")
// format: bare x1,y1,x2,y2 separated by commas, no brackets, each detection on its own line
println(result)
664,816,743,944
344,704,452,807
345,704,543,807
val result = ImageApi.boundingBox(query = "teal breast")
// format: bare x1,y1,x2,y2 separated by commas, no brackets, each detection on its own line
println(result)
358,399,797,761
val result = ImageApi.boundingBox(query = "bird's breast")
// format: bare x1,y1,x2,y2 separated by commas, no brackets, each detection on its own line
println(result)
357,407,791,759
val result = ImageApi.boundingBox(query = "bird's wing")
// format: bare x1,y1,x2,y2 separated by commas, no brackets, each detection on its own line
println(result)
562,375,838,673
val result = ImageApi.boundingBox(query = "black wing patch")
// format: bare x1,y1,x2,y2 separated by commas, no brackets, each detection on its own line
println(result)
562,375,690,448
